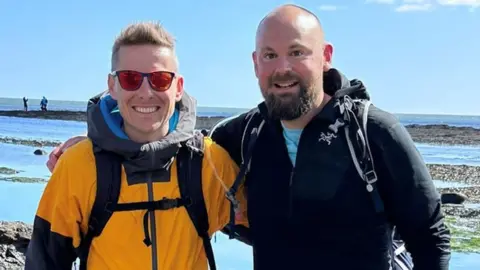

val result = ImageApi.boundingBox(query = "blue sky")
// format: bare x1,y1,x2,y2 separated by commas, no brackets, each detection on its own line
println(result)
0,0,478,115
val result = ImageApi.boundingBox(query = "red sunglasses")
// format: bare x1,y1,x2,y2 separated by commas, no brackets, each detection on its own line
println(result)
110,70,175,92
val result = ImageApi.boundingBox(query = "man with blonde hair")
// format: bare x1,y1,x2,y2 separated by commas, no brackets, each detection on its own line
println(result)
25,22,246,270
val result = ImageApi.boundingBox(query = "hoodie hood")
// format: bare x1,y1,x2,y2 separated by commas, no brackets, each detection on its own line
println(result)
257,68,370,124
87,92,197,185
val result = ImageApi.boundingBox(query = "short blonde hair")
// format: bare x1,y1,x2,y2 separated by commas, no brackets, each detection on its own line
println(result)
111,21,177,71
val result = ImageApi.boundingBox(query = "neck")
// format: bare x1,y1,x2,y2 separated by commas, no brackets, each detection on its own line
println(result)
281,94,332,130
124,123,169,143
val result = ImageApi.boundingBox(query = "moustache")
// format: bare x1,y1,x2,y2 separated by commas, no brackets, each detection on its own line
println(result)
268,71,300,86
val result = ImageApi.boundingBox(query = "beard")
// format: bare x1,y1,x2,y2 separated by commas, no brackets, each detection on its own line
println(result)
261,72,319,121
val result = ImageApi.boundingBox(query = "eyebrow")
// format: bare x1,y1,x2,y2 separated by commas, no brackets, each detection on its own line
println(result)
261,43,307,52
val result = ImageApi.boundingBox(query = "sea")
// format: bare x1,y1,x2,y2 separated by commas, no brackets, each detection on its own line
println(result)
0,97,479,269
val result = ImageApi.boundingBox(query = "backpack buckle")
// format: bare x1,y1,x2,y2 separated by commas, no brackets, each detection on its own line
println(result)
364,170,377,184
364,170,378,193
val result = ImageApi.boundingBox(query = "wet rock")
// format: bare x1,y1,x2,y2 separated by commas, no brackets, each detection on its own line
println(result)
0,221,32,269
0,136,61,147
405,124,480,145
439,187,480,203
443,205,480,218
428,164,480,185
0,167,19,175
441,192,468,205
33,149,47,155
0,176,47,183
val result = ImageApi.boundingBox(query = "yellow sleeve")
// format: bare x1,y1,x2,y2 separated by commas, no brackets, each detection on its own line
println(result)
202,137,249,235
25,142,93,269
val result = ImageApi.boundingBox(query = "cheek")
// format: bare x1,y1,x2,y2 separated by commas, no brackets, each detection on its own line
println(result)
118,92,135,106
153,91,174,108
257,66,272,87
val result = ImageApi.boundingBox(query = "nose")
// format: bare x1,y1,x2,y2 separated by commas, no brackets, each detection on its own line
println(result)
136,77,154,99
275,56,293,73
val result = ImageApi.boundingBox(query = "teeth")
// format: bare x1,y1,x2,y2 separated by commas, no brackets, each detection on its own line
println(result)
275,82,297,88
133,106,159,114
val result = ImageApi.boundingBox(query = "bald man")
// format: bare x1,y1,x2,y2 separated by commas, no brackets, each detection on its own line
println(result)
212,4,451,270
47,4,450,270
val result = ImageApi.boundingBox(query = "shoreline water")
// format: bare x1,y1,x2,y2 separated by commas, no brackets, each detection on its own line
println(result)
1,110,480,146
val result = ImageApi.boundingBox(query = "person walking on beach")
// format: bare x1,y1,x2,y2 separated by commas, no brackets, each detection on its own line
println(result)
46,4,451,270
25,22,247,270
40,96,48,111
23,96,28,111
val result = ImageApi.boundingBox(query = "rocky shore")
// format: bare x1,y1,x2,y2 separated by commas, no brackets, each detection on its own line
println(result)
1,110,480,147
0,221,31,270
0,162,479,267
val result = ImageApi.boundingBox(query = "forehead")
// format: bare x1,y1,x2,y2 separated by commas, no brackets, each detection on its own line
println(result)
256,14,322,50
116,45,176,72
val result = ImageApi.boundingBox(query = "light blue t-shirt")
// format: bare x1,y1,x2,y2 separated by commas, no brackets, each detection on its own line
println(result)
281,122,303,166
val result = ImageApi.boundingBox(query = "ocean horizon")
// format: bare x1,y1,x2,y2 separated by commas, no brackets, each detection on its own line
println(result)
2,97,480,128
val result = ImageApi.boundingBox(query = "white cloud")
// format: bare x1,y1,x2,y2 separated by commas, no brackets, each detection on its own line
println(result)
365,0,396,4
366,0,479,11
395,3,434,11
318,5,346,11
437,0,480,6
403,0,429,3
437,0,480,11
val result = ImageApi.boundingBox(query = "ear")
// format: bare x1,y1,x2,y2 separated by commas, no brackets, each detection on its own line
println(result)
108,74,118,100
323,43,334,72
252,51,259,78
174,75,184,102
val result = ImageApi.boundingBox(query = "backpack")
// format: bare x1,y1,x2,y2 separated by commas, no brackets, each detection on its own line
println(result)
75,133,217,270
216,97,414,270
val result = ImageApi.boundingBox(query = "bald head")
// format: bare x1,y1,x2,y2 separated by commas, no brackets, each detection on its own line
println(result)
256,4,324,49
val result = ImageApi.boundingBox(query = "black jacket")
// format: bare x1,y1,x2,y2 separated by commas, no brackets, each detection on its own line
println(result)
211,70,451,270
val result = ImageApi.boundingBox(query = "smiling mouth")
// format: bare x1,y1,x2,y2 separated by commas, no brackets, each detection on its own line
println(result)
132,106,160,114
274,81,299,88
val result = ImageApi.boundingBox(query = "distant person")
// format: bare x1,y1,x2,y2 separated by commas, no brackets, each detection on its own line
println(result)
40,96,48,111
25,22,247,270
23,96,28,111
46,4,451,270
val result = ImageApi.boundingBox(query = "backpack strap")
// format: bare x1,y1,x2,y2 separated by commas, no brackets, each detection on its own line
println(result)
338,98,413,269
339,97,384,213
78,137,214,270
77,149,123,270
225,110,265,239
176,133,217,270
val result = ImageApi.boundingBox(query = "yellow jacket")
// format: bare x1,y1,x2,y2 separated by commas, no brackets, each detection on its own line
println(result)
26,138,246,270
25,93,247,270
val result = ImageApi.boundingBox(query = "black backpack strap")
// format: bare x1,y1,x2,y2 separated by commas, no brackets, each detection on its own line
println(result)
336,97,384,213
176,133,217,270
225,110,265,239
77,148,123,270
337,97,413,269
77,147,189,269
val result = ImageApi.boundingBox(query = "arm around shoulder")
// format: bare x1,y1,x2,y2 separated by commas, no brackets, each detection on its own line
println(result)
202,138,249,230
368,107,450,270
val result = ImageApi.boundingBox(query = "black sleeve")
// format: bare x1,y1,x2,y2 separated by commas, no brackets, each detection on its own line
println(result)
369,107,451,270
210,111,254,246
210,112,249,167
25,216,77,270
